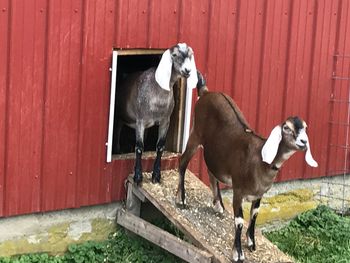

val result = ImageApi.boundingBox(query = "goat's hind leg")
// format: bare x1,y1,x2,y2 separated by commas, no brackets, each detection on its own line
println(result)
246,198,261,252
176,132,200,206
134,121,145,185
208,171,225,213
232,194,245,263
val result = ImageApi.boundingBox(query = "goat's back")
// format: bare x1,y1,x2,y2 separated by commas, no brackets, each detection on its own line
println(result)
193,92,252,141
192,92,265,184
116,67,175,128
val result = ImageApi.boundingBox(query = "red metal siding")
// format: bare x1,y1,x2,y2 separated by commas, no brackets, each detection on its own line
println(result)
0,0,9,216
41,0,84,212
0,0,349,217
74,0,115,208
4,0,47,216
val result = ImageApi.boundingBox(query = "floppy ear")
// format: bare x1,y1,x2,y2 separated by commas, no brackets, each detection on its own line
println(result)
155,49,172,91
261,125,282,164
186,55,198,90
304,135,318,167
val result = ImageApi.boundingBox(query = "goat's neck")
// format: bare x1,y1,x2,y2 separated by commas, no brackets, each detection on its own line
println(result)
271,145,296,170
169,73,182,90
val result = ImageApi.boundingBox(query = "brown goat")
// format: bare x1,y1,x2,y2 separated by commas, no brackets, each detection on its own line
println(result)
176,90,318,262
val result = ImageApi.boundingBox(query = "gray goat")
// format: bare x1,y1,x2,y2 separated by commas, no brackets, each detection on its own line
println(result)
115,43,198,184
176,86,318,262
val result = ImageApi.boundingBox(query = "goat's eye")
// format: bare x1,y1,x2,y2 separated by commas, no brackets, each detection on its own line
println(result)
171,53,177,58
283,125,292,133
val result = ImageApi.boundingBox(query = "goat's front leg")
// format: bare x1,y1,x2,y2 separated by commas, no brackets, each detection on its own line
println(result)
233,194,245,263
152,120,170,183
246,198,261,252
134,121,145,185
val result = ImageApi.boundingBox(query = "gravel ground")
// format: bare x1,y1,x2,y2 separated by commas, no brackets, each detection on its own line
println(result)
140,169,294,263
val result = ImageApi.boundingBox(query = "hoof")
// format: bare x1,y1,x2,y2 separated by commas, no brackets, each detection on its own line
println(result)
248,244,256,252
233,249,244,263
151,171,161,184
246,235,256,252
213,200,224,214
133,171,143,185
175,191,186,207
232,256,244,263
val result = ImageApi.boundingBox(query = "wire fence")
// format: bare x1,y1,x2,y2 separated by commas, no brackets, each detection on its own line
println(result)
321,54,350,216
319,178,350,215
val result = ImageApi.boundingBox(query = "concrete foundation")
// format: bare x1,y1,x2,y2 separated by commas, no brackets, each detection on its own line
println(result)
0,203,121,257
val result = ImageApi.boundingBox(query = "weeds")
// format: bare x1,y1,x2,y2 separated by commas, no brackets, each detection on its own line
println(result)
0,225,184,263
264,205,350,263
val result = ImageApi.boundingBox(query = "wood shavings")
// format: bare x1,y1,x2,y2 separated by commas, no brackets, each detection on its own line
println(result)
140,169,294,263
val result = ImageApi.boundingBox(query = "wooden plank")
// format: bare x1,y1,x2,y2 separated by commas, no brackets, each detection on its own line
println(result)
129,175,228,263
128,176,205,249
132,171,293,263
117,209,213,263
132,184,147,202
126,181,141,216
126,175,147,202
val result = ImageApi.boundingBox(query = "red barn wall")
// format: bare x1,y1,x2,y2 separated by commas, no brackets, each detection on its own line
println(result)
0,0,349,217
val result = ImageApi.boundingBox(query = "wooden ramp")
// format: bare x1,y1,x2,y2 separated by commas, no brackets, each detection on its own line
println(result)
116,170,294,263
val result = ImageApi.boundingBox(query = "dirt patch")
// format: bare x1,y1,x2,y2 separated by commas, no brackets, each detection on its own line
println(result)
140,169,294,263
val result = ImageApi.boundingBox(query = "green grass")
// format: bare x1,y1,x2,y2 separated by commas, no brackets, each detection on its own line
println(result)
264,205,350,263
8,205,349,263
0,225,184,263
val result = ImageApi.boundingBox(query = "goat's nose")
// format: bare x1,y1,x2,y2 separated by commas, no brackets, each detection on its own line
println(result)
184,68,191,74
300,139,307,144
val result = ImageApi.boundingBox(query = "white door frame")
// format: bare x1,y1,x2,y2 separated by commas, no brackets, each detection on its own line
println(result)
106,50,118,163
106,50,193,162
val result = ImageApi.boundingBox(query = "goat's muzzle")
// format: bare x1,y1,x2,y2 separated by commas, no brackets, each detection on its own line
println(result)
296,142,307,151
181,69,191,78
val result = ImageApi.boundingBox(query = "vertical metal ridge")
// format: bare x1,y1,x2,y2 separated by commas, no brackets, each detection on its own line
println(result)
39,0,50,212
176,0,183,41
343,2,350,210
114,0,120,46
278,0,295,182
326,0,344,175
3,0,12,216
231,0,241,98
204,0,212,77
109,0,119,202
196,0,212,181
316,0,331,176
146,0,152,47
74,0,86,207
222,1,233,92
302,0,319,179
255,0,268,131
281,0,294,120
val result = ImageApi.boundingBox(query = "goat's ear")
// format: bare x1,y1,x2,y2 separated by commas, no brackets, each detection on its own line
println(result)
186,54,198,90
304,135,318,167
155,49,172,91
261,125,282,164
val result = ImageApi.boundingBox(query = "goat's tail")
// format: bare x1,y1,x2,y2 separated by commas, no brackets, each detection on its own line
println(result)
196,70,208,97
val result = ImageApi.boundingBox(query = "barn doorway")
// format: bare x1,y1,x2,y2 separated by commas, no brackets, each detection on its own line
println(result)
106,49,191,162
